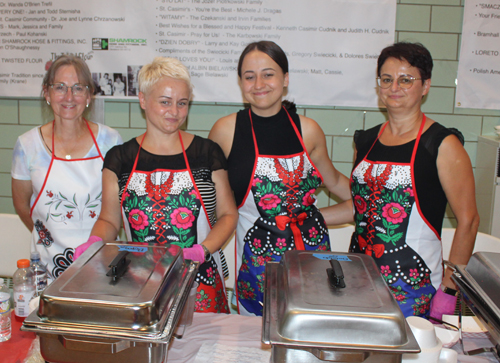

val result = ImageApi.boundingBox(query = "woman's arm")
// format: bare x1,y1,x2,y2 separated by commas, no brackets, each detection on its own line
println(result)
437,135,480,288
89,168,122,241
321,199,355,226
200,169,238,253
208,114,237,158
300,115,353,225
12,178,34,231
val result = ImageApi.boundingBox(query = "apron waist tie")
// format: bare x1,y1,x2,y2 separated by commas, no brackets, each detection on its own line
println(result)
276,212,308,250
358,235,385,258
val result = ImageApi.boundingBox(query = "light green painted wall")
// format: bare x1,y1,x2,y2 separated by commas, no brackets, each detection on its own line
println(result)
2,0,500,230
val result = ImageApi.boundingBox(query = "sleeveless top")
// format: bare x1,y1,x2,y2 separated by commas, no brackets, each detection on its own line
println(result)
227,107,303,207
353,122,464,236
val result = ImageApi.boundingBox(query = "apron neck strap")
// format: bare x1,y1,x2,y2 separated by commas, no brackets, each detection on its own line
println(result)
248,106,305,155
50,119,102,160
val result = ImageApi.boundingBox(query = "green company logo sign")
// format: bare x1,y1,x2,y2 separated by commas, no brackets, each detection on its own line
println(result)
109,38,147,44
92,38,109,50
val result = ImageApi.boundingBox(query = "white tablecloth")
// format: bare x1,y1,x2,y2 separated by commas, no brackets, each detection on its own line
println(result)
167,313,270,363
168,313,499,363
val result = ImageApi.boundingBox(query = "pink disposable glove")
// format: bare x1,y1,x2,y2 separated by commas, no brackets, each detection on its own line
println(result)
429,287,457,323
182,244,205,263
73,236,102,261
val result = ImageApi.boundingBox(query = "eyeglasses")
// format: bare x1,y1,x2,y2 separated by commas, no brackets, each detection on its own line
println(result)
377,76,422,89
50,83,89,97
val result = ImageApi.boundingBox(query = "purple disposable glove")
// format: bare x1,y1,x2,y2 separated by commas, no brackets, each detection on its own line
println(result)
429,287,457,323
182,244,205,263
74,236,102,260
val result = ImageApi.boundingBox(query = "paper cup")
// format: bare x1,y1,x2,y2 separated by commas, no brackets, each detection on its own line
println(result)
403,316,443,363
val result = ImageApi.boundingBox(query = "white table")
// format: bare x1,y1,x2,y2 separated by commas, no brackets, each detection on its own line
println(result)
168,313,270,362
168,313,499,363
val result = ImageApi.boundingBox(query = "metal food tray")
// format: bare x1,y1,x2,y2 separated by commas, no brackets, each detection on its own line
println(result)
22,260,197,343
262,251,420,354
23,241,198,341
452,252,500,345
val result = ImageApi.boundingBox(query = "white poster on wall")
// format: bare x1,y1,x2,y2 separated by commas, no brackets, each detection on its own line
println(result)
456,0,500,110
0,0,396,107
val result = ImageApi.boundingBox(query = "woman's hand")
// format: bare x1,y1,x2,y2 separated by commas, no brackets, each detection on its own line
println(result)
429,287,457,322
182,244,206,263
12,178,34,231
74,235,102,260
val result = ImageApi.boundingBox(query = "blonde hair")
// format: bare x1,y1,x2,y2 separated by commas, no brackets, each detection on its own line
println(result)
138,57,192,96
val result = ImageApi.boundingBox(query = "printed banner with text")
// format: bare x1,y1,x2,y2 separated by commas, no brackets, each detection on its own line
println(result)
0,0,396,107
456,0,500,110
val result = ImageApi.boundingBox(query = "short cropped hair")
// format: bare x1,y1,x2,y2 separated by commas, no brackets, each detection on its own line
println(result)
377,42,433,81
42,54,95,96
138,57,192,96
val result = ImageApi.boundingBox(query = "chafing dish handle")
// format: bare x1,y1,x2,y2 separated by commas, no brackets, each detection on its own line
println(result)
106,250,131,281
327,260,346,288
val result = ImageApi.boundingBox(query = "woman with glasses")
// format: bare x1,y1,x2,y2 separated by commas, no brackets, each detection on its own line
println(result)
11,54,122,279
333,42,479,318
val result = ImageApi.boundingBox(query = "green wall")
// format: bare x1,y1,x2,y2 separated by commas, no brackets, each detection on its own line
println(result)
2,0,500,229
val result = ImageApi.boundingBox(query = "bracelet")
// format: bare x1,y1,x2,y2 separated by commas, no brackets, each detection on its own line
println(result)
440,284,458,296
201,244,211,262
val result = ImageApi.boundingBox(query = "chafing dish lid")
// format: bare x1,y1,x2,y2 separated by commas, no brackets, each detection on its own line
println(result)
464,252,500,311
263,251,417,350
38,241,187,334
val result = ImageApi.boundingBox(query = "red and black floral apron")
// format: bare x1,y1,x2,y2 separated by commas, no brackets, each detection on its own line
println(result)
31,120,104,279
120,132,228,313
235,107,330,316
350,116,441,317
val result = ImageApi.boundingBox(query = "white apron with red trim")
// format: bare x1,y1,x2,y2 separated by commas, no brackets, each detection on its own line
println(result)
31,121,104,279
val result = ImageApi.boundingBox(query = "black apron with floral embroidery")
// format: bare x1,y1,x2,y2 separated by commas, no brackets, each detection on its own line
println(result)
236,107,330,316
121,132,229,313
350,116,441,317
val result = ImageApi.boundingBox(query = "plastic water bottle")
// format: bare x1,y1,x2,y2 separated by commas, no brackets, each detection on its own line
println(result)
13,259,35,321
0,278,11,342
30,251,48,297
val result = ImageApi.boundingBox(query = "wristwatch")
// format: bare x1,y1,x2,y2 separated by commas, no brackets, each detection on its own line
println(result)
440,284,459,296
201,244,211,262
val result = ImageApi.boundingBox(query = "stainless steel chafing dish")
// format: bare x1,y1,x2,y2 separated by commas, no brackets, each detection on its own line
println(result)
262,251,420,363
22,241,197,363
451,251,500,359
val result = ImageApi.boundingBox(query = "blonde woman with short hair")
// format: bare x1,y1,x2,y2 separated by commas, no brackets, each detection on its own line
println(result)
76,57,237,313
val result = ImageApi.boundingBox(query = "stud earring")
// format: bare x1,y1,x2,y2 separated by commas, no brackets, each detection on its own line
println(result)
86,103,89,108
46,100,50,106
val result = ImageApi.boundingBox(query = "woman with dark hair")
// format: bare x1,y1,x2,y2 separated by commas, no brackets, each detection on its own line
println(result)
209,41,351,316
331,42,479,318
11,54,122,279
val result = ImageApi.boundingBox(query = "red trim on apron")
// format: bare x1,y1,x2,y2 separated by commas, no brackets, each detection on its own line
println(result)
120,132,212,228
30,120,103,217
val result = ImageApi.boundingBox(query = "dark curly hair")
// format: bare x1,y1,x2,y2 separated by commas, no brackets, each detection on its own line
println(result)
377,42,433,81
